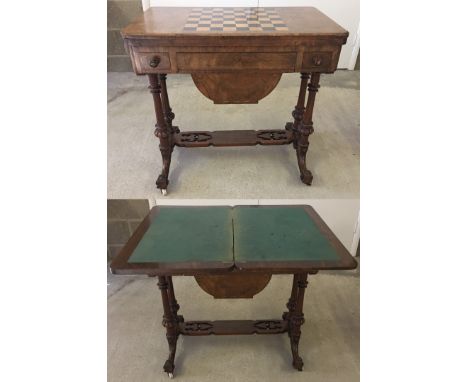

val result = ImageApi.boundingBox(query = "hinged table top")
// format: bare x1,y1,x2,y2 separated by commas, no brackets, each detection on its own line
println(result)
110,205,357,276
122,7,348,39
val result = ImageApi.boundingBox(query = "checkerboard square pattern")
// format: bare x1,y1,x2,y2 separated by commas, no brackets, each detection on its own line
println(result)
183,7,288,32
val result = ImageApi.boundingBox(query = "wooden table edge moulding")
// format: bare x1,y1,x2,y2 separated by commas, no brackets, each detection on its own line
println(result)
121,7,349,194
110,205,358,378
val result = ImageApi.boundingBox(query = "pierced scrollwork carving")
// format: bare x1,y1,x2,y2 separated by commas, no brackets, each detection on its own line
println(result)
257,130,288,142
180,132,212,143
183,322,214,332
253,320,283,331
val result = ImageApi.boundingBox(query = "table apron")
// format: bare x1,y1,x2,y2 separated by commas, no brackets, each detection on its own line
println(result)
127,43,342,74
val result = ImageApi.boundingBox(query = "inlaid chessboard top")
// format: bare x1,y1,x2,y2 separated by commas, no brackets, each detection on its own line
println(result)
183,8,288,32
122,7,348,37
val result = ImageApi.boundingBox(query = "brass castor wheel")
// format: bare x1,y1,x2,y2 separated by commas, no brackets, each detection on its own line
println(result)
155,174,169,193
163,360,174,378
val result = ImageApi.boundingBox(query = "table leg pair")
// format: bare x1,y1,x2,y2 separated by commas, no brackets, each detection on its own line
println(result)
157,273,310,378
156,276,183,378
148,74,177,195
147,73,321,194
286,73,321,185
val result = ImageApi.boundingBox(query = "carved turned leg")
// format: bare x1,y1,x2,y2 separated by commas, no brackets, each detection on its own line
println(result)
157,276,179,377
167,276,184,323
287,73,310,150
288,273,308,371
296,73,320,185
159,74,178,134
283,274,299,325
148,74,174,192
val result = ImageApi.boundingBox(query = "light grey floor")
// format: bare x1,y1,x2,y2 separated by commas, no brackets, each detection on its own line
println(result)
108,71,359,200
108,264,359,382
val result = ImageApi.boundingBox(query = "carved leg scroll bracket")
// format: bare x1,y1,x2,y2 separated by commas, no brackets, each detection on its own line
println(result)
296,122,314,185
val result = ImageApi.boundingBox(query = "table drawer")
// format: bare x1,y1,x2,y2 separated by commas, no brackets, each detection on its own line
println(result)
134,52,171,73
301,52,333,71
176,52,297,71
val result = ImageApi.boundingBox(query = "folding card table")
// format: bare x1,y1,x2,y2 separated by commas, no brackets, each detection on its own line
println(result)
121,7,349,194
110,205,357,378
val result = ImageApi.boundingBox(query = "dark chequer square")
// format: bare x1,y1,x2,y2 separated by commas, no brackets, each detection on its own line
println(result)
183,7,289,32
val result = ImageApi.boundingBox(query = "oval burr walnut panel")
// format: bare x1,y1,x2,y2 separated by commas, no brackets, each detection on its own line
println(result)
191,73,282,104
195,273,272,298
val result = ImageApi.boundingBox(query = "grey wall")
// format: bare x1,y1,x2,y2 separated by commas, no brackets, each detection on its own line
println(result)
108,0,142,71
355,49,360,70
107,199,150,260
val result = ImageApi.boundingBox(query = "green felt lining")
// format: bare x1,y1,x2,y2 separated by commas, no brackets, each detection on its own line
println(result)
129,207,233,263
233,207,339,262
128,206,340,264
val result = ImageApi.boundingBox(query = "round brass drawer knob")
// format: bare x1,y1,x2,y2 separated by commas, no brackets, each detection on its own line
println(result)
149,57,161,68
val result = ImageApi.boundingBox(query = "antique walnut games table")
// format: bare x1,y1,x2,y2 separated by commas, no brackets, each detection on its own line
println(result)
121,7,349,194
110,205,357,378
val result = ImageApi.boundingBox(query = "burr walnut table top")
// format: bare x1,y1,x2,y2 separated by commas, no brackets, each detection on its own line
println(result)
121,7,348,75
110,205,357,276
